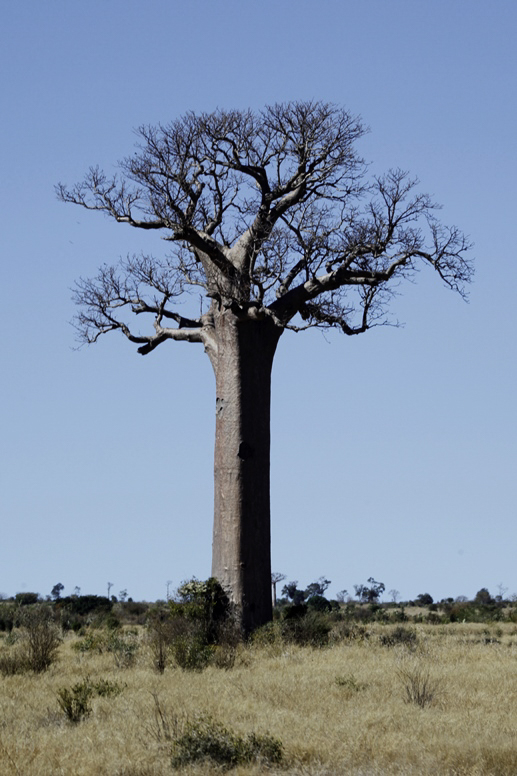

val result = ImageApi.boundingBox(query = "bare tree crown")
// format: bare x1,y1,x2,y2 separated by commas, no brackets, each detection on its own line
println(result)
57,100,473,355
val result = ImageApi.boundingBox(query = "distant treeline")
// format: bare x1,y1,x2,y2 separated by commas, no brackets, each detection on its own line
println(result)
1,583,516,632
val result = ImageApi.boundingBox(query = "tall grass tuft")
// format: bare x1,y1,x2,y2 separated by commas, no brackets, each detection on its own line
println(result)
398,663,442,708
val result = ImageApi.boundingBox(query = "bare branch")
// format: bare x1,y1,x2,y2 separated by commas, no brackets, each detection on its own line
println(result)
60,101,473,350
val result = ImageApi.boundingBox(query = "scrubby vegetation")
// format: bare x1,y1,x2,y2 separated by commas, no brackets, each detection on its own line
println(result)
170,714,283,769
2,581,517,773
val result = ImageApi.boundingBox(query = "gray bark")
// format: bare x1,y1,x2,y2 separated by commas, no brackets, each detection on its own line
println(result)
209,310,282,633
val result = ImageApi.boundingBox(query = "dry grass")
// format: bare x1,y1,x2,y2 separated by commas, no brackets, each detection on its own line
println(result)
1,623,517,774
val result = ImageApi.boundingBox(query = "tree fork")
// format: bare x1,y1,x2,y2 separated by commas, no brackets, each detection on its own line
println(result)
211,310,282,633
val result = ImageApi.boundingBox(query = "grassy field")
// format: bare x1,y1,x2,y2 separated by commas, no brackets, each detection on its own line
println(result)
2,621,517,775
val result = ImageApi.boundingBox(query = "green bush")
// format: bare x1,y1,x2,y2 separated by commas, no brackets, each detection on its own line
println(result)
165,577,239,671
388,607,409,623
57,678,95,723
416,593,434,606
379,626,417,648
210,643,238,670
329,621,369,643
57,676,125,723
306,595,332,612
64,595,113,615
16,605,62,672
58,595,113,631
251,621,283,647
281,609,331,647
343,603,377,622
72,628,139,666
173,577,233,644
474,588,493,605
72,630,106,654
14,592,40,606
170,714,283,770
107,631,139,668
92,677,125,697
171,635,214,671
282,603,308,620
120,600,149,624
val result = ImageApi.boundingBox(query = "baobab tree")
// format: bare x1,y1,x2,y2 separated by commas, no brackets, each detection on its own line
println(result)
271,572,286,608
57,101,473,633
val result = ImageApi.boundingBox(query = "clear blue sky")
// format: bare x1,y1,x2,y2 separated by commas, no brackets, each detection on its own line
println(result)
1,1,515,603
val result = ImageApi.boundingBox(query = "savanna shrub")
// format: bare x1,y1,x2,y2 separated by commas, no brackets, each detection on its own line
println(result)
0,649,30,676
250,621,285,656
104,611,122,630
173,577,233,644
14,592,39,606
107,630,139,668
344,603,376,622
166,577,239,671
282,603,308,620
121,599,149,624
329,621,369,643
171,634,214,672
0,603,15,632
57,678,95,723
57,676,125,723
16,605,62,672
388,607,409,623
146,605,176,673
416,593,434,606
170,714,283,769
72,628,139,664
92,677,125,697
58,595,113,631
380,626,418,648
210,643,237,670
72,630,106,654
281,609,331,647
306,594,332,612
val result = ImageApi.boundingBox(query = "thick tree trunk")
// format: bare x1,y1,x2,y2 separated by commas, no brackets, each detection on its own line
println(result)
210,310,282,634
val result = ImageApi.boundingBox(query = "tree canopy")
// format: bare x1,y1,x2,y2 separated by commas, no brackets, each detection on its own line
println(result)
58,101,473,356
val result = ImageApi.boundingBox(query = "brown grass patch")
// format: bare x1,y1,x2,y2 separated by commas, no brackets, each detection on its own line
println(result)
1,623,517,774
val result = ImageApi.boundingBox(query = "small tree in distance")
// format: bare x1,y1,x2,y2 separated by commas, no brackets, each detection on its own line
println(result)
51,583,64,601
280,578,332,607
305,577,331,598
282,581,306,606
58,101,473,632
271,572,286,608
474,588,493,605
416,593,434,606
354,578,385,604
